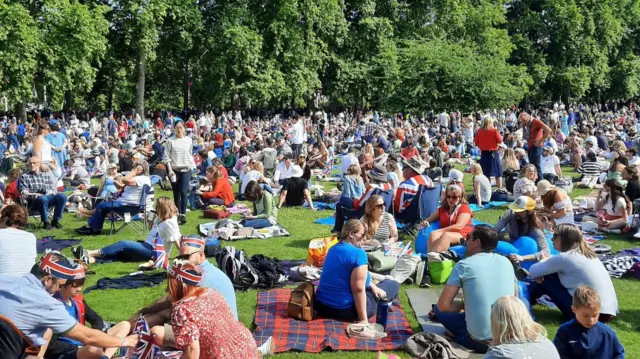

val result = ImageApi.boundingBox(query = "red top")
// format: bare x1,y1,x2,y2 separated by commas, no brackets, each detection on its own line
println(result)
202,178,235,206
438,204,473,233
401,147,419,160
186,120,196,129
5,181,19,202
527,118,546,147
474,128,503,151
218,165,229,179
171,290,258,359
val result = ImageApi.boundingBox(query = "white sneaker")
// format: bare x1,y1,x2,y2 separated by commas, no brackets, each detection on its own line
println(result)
634,228,640,239
257,336,275,356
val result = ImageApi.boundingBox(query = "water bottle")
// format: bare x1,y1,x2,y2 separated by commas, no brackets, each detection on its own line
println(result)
169,171,177,183
375,301,391,330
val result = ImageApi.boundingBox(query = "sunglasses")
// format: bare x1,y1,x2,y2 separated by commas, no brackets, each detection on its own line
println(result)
375,203,385,209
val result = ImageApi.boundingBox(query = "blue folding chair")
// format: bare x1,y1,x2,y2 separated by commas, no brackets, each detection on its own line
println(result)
395,183,442,239
109,184,150,235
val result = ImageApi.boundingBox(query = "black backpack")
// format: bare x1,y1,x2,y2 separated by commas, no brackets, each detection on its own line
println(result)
249,254,287,289
442,162,452,177
215,246,259,290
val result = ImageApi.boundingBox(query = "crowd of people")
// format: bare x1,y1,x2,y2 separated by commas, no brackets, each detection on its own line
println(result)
0,101,636,358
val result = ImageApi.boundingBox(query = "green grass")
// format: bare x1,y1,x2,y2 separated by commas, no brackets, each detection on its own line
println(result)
34,165,640,358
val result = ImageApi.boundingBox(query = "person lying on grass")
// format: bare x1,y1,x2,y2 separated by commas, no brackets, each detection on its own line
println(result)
315,219,400,334
72,197,181,268
46,268,131,359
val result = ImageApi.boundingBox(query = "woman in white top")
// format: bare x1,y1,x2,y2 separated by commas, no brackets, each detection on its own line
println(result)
484,296,559,359
512,164,537,199
582,179,631,232
240,161,272,197
468,163,492,208
73,197,181,264
0,205,37,276
32,122,53,165
165,120,196,225
538,180,574,226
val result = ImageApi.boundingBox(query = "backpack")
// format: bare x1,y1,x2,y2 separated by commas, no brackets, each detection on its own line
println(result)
287,282,315,321
215,246,259,290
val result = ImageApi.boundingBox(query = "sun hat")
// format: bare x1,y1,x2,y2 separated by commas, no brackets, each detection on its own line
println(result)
536,180,556,197
290,165,304,178
168,259,203,286
402,157,428,174
367,165,388,183
509,196,536,212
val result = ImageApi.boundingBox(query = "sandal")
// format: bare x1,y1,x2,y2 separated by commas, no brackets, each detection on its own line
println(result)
346,323,387,340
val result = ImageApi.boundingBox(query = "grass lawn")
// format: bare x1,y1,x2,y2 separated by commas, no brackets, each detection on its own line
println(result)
32,165,640,358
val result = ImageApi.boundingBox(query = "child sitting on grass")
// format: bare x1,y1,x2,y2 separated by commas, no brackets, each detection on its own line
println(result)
47,267,131,359
553,285,625,358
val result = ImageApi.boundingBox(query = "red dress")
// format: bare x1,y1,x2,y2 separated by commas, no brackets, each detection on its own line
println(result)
437,204,474,237
171,290,258,359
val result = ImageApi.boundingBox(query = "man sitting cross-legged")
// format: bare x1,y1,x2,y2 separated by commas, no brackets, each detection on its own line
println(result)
433,225,517,354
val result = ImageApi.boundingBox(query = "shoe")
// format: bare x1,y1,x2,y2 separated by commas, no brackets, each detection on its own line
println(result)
43,222,53,230
346,323,387,339
51,221,63,229
72,246,90,264
257,336,275,356
75,226,99,235
178,215,187,225
634,228,640,239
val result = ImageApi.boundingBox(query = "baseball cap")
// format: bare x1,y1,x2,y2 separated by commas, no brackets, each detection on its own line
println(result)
509,196,536,212
448,169,464,183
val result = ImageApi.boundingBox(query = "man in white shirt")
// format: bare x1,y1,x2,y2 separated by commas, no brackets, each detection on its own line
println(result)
540,146,562,182
438,111,450,133
340,144,360,178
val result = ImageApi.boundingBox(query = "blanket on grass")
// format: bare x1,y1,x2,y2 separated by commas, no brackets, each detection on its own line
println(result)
83,272,166,294
253,288,412,353
468,201,508,212
37,237,81,253
198,220,291,240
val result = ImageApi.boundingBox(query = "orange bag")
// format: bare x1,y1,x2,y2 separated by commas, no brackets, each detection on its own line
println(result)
306,236,338,267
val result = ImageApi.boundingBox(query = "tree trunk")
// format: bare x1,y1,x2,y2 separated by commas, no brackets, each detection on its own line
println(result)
183,57,190,113
63,91,72,113
15,102,27,122
135,47,146,118
108,71,114,112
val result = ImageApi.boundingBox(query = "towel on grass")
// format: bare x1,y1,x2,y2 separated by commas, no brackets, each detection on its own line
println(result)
468,201,508,212
37,237,82,253
198,220,291,240
304,201,336,210
253,288,412,353
83,272,166,294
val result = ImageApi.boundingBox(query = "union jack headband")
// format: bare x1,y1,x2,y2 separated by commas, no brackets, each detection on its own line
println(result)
168,259,203,286
39,250,83,280
180,235,205,251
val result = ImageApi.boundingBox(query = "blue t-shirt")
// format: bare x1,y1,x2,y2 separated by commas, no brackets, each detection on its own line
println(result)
446,252,515,341
316,242,371,309
56,295,82,346
17,124,25,136
554,319,625,359
199,260,238,319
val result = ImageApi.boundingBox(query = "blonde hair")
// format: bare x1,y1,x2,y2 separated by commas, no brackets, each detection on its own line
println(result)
482,117,495,131
572,285,601,310
347,164,361,177
502,149,520,171
555,223,596,259
362,195,385,239
340,219,364,241
470,163,483,175
490,296,547,345
365,144,374,156
156,197,178,221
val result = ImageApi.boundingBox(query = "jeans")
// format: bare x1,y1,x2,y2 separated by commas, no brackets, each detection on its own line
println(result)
241,218,272,229
528,273,574,320
291,143,303,158
34,193,67,223
99,241,154,262
88,201,139,231
6,135,19,152
206,197,235,206
314,279,401,321
331,196,355,233
527,146,543,181
171,170,191,215
433,306,489,353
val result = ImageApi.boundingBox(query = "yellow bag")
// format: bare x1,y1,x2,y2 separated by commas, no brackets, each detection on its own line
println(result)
306,236,338,267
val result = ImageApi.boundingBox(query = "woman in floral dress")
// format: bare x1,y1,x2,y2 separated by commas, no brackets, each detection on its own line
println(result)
167,260,259,359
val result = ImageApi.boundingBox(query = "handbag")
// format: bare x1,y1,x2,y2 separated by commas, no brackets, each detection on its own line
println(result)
390,255,421,284
203,209,231,219
367,250,398,273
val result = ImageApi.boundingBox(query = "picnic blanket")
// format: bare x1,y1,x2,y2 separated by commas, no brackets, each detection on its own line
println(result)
253,288,412,353
37,237,81,253
314,216,407,229
198,221,291,240
468,201,508,212
304,201,336,210
83,272,166,294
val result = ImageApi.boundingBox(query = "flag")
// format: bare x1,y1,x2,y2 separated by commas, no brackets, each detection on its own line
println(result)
153,233,168,270
131,315,160,359
156,351,183,359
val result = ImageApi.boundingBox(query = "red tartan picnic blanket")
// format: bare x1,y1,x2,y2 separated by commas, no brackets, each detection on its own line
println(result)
253,288,412,353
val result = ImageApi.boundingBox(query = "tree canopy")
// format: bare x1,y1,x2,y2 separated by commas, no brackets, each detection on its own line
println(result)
2,0,640,114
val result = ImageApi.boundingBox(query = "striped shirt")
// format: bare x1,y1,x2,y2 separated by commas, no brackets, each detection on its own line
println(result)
165,136,196,171
577,161,604,177
0,228,37,276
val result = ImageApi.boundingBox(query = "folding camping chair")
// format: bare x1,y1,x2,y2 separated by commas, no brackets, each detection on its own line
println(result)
395,183,442,240
20,193,55,229
108,184,150,235
0,316,37,358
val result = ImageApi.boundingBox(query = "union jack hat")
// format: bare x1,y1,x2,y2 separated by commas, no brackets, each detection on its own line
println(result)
39,250,84,280
180,235,205,251
168,259,203,286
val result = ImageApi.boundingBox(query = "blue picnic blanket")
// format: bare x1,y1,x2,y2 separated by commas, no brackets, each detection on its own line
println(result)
304,201,336,210
469,201,508,212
